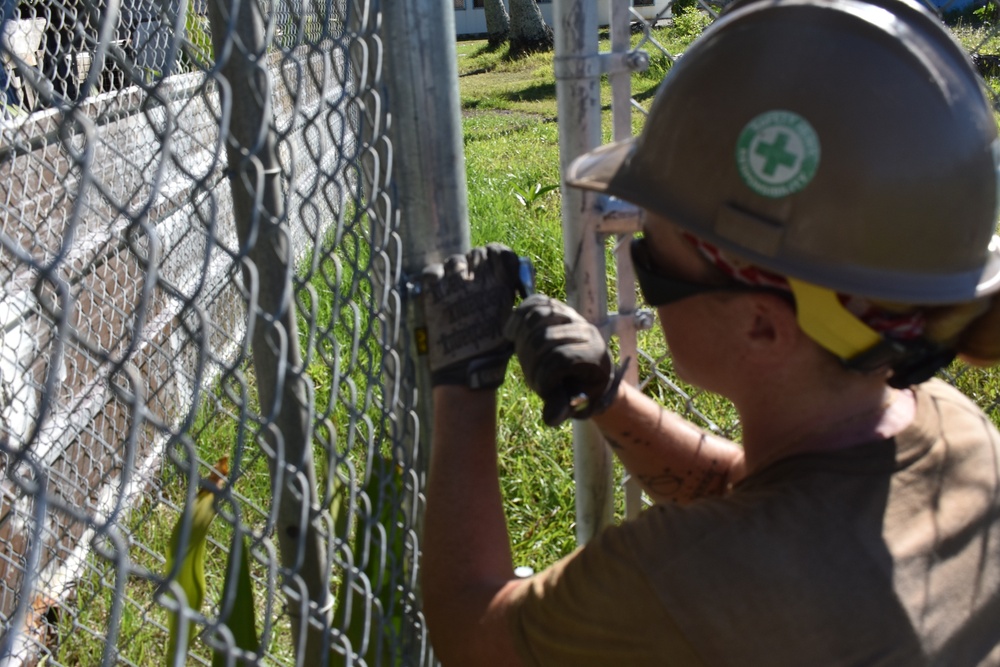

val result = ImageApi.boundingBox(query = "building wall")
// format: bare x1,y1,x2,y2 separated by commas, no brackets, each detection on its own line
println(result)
453,0,985,38
453,0,672,37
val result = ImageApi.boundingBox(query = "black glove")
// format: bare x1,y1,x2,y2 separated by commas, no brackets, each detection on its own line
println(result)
419,244,524,389
505,295,625,426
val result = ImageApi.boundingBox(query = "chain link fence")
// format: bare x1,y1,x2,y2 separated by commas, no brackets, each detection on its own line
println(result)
1,0,999,664
0,0,435,663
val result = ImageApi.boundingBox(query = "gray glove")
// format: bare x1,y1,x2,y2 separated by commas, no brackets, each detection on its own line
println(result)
504,295,625,426
419,244,524,389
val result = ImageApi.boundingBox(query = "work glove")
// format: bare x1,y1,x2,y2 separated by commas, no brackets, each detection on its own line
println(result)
419,244,525,389
505,295,625,426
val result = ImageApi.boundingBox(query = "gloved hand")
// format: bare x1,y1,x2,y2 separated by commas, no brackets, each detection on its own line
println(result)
505,295,625,426
419,244,524,389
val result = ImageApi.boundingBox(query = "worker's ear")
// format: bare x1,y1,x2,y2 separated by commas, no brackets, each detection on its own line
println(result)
743,294,801,361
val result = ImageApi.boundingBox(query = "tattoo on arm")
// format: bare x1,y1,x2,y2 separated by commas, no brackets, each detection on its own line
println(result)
637,468,685,497
606,430,653,450
609,418,736,502
691,467,726,498
638,460,728,503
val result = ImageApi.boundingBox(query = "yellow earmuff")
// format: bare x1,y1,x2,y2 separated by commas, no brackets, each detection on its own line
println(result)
786,278,883,360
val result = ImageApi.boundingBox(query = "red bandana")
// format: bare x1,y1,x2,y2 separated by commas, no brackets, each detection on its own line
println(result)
681,232,926,341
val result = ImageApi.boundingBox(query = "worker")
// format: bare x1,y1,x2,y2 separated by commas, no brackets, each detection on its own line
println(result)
419,0,1000,663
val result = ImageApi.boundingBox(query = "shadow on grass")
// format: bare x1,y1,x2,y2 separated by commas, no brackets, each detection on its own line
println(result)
500,80,557,103
632,86,658,103
458,41,511,77
461,109,558,143
503,43,554,61
474,41,508,57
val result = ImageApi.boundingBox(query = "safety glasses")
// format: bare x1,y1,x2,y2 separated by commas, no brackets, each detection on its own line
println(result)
630,236,789,307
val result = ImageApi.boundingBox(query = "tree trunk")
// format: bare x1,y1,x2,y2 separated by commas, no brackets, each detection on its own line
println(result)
484,0,510,48
508,0,553,56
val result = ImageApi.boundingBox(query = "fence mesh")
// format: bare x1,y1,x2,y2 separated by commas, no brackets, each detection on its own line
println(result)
0,0,429,664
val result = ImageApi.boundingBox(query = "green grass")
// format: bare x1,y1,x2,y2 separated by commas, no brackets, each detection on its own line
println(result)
51,371,301,666
456,20,745,569
456,18,704,130
51,223,393,664
949,13,1000,119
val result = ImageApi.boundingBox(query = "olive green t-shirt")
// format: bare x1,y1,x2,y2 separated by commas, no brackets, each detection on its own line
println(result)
507,380,1000,666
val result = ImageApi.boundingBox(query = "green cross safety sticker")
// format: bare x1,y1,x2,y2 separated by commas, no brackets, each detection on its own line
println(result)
736,110,820,198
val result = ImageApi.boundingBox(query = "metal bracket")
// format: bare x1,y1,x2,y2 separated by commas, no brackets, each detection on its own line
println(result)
594,195,643,235
553,50,650,80
599,308,656,340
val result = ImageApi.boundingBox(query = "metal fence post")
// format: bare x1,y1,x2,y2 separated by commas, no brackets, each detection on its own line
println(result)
381,1,468,656
383,1,470,267
203,0,331,662
381,0,469,476
608,1,647,520
552,0,615,543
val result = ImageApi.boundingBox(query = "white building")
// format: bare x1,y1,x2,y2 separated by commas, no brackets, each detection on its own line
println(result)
453,0,985,37
453,0,673,37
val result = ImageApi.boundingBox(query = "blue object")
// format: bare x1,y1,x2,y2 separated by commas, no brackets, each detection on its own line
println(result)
0,0,23,109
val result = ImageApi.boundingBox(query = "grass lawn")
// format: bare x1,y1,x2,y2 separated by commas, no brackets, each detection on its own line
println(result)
454,24,702,568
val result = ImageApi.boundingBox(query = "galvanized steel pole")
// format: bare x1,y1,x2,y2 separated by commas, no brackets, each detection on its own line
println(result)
204,0,330,661
383,1,471,269
552,0,615,543
382,0,469,625
608,0,645,520
382,0,470,503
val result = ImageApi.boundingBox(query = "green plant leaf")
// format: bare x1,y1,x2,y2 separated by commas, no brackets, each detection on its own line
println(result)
511,184,531,207
512,182,558,210
165,458,228,667
212,534,260,667
330,458,406,666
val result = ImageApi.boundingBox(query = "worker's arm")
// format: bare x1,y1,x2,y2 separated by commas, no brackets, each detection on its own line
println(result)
592,381,745,503
506,295,743,505
417,245,528,666
421,386,527,666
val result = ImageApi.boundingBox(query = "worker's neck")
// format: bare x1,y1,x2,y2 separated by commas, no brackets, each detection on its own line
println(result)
734,372,916,478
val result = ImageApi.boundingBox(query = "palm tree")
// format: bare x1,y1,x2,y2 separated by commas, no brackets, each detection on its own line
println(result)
484,0,510,48
508,0,553,55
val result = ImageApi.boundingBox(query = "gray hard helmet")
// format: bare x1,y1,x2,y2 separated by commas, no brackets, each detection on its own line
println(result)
567,0,1000,304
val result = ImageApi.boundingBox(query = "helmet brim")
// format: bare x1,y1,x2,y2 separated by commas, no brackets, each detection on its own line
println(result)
566,140,1000,304
976,236,1000,298
565,140,635,193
